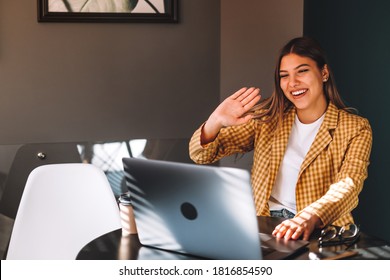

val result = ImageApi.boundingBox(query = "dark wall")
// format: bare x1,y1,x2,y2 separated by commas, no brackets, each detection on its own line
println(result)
304,0,390,242
0,0,220,144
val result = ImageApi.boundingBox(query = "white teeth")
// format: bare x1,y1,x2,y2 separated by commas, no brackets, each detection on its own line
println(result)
291,89,307,96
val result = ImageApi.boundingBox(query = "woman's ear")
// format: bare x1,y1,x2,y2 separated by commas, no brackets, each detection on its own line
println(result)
322,64,329,82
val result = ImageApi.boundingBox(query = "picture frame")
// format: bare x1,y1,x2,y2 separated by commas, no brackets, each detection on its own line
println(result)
38,0,178,23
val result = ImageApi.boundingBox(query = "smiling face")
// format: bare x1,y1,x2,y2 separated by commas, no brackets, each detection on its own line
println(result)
279,53,329,123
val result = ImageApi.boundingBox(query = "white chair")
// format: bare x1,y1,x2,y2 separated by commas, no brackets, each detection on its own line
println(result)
0,142,82,220
6,163,122,259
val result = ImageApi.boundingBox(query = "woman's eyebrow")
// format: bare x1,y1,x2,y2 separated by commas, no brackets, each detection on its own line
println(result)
280,63,310,73
295,63,310,69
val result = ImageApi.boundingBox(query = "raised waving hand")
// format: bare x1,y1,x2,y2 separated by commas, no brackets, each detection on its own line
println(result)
201,87,261,145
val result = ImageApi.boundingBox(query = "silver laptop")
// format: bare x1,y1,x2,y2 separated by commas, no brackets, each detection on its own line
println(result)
122,158,308,260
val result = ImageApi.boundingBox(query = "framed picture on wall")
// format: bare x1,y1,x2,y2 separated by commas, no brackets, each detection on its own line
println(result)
38,0,178,23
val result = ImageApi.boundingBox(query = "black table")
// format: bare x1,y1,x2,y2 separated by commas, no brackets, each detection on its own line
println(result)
77,216,390,260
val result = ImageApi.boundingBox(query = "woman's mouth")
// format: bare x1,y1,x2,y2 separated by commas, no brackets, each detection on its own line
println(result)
291,89,308,97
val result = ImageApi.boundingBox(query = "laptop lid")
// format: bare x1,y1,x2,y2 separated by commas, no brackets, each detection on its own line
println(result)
122,157,261,260
122,158,309,260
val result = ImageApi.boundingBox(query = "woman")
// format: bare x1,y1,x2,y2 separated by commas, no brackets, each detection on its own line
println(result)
189,37,372,241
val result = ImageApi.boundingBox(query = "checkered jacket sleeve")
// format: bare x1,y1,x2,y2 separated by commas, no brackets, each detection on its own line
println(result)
298,109,372,227
189,120,257,164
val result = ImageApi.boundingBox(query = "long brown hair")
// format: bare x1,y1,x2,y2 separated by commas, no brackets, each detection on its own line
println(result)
250,37,352,125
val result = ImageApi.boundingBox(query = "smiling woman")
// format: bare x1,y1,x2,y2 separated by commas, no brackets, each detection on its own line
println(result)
279,53,329,124
189,36,372,243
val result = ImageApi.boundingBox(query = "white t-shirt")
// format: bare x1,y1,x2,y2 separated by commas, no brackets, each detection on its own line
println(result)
269,113,325,214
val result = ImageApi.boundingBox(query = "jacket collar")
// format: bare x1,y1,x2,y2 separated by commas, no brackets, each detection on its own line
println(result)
269,102,339,182
299,102,338,176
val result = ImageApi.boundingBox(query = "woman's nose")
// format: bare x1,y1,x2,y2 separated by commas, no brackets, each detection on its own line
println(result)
288,75,299,87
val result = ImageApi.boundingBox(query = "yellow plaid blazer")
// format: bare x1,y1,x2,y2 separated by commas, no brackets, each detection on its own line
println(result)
189,103,372,227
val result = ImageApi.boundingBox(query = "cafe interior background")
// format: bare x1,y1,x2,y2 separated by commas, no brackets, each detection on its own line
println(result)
0,0,389,259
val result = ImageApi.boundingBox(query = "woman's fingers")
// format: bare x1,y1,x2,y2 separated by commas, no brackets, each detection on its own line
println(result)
230,87,249,100
231,87,260,102
232,87,261,113
272,212,320,241
272,219,304,240
243,90,261,110
211,87,261,128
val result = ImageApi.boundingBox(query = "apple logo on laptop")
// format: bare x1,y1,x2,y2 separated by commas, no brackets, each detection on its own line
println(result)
180,202,198,220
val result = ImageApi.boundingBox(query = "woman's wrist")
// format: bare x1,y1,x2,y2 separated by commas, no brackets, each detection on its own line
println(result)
201,117,222,145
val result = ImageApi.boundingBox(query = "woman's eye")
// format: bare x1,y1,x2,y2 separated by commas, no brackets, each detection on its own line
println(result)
298,69,309,74
279,74,288,79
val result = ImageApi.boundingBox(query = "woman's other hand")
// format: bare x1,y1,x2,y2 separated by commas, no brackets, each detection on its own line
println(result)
272,211,322,241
